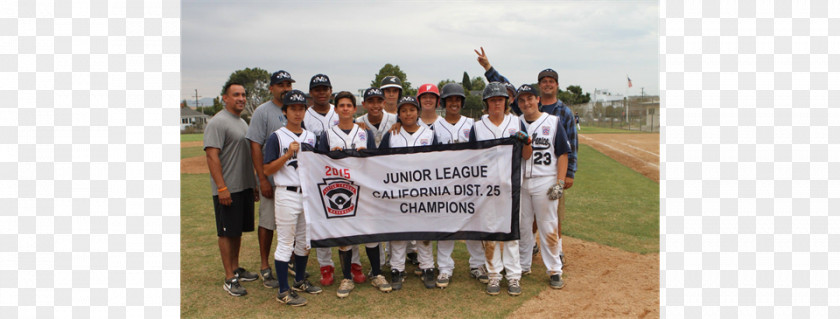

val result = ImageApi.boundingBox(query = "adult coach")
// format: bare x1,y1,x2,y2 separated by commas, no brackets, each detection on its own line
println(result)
534,68,578,266
245,70,294,289
205,81,260,296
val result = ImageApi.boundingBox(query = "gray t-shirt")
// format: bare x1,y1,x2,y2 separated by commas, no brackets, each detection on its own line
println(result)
245,100,288,187
204,109,256,195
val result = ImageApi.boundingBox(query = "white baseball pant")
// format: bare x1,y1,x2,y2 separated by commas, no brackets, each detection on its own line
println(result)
519,176,563,275
483,240,521,281
273,188,309,262
436,241,455,275
466,240,486,269
519,175,564,275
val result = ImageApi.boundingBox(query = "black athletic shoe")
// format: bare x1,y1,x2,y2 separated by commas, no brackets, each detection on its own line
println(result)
390,269,406,291
421,268,436,289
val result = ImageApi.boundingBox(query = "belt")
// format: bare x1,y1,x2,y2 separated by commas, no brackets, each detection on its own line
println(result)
285,186,302,193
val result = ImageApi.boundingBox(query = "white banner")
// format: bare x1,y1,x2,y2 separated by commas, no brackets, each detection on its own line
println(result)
298,139,522,247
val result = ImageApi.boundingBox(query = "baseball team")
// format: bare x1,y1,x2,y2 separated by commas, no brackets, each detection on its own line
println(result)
203,48,579,306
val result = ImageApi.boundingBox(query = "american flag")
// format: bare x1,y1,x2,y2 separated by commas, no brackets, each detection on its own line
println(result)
627,76,632,88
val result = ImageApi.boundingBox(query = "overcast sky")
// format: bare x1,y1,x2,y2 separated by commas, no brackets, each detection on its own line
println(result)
181,0,658,104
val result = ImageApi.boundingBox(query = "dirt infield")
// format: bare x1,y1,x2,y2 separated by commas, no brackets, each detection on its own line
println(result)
180,133,661,318
578,133,659,182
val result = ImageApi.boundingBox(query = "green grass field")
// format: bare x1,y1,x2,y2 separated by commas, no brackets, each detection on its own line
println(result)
180,132,659,317
182,133,204,142
181,146,205,159
578,125,657,134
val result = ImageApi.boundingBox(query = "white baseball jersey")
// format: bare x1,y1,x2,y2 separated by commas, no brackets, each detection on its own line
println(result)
322,124,372,150
520,113,571,178
355,112,397,147
303,104,338,136
470,114,522,142
269,127,317,187
432,116,474,144
381,125,436,148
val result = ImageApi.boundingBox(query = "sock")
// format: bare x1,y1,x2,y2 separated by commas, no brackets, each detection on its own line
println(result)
294,253,308,282
339,249,352,280
366,246,381,277
275,259,290,292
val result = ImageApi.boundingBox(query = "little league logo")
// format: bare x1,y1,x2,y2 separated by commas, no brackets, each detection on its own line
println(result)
542,126,550,136
462,129,470,139
332,119,340,126
508,128,518,136
419,138,429,146
359,131,366,141
318,178,360,219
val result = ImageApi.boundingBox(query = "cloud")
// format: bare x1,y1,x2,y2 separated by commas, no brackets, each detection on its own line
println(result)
181,0,658,101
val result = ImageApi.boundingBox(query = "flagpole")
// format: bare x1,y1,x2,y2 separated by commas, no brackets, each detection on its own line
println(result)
625,75,629,124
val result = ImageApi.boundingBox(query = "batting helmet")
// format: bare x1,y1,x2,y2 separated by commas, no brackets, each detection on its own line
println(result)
417,83,440,98
380,76,403,91
482,82,509,101
440,83,466,108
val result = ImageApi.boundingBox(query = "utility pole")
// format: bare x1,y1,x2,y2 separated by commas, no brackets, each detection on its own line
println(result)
194,89,202,109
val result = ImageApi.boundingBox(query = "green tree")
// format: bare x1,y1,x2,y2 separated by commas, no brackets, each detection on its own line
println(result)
180,99,188,108
557,85,591,105
370,63,415,96
222,67,271,122
438,79,456,90
461,72,472,91
463,94,485,119
470,76,486,92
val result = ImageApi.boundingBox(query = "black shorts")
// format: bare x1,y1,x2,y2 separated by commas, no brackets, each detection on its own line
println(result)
213,188,255,237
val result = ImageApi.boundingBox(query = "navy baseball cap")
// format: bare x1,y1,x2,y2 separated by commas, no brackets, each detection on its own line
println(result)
282,89,308,108
309,74,332,89
397,96,419,111
363,87,385,101
515,84,538,99
270,70,295,85
538,68,559,82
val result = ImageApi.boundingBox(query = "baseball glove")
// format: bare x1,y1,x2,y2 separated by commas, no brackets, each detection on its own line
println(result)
547,180,565,200
511,130,531,145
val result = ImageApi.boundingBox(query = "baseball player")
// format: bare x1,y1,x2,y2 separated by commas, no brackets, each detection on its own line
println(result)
355,87,398,271
417,83,441,129
245,70,293,289
315,91,391,298
205,81,260,297
468,82,531,296
356,87,398,148
379,96,438,290
427,83,489,288
303,74,367,286
380,76,403,114
515,84,570,289
262,89,322,306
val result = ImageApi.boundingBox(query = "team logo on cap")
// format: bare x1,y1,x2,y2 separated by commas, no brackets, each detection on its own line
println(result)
318,178,360,219
312,75,329,83
399,96,414,103
368,88,382,95
276,71,290,79
289,93,305,102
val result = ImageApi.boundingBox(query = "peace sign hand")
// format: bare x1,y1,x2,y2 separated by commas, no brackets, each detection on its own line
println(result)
474,46,491,71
